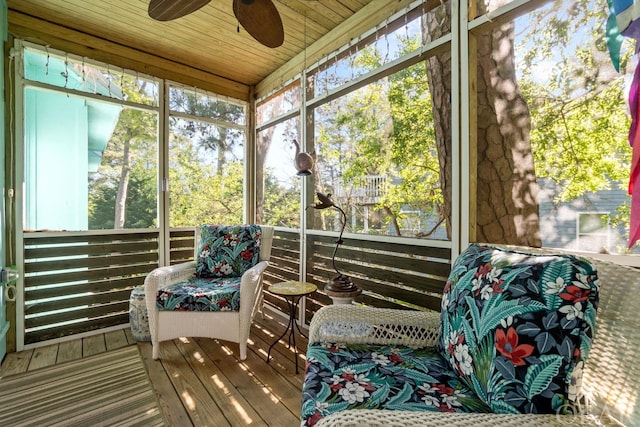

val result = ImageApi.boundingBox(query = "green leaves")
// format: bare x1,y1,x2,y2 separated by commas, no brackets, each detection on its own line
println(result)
313,41,443,237
524,354,562,399
519,1,633,213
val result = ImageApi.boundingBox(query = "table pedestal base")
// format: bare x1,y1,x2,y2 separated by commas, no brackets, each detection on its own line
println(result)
266,281,317,374
266,295,306,374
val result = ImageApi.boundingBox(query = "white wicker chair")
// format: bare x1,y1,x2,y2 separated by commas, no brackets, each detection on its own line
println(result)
307,251,640,426
144,225,273,360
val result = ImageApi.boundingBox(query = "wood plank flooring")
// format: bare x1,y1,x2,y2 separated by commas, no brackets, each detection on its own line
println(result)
0,311,307,426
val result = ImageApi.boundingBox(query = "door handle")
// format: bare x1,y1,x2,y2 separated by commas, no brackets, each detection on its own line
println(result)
0,267,18,284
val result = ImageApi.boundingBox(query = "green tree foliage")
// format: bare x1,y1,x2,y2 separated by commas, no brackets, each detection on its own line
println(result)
256,92,301,227
311,0,633,246
89,168,157,229
168,133,244,227
385,61,443,233
315,41,443,237
523,80,630,201
88,76,158,229
517,0,633,223
262,169,301,227
169,88,245,174
167,89,246,226
89,82,247,230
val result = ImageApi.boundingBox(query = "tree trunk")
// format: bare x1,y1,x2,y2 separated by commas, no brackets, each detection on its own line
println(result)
255,128,273,223
423,2,541,246
216,128,228,176
475,19,541,246
115,137,132,229
383,206,402,236
425,53,454,240
423,24,453,239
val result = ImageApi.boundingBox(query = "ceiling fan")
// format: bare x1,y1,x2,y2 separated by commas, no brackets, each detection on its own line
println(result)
147,0,285,48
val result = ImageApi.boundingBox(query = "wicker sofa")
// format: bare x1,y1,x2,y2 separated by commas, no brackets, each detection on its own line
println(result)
302,245,640,426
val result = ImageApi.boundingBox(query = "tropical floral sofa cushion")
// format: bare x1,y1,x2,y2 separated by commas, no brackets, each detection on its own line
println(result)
301,343,491,426
439,244,600,414
156,276,241,311
195,224,262,278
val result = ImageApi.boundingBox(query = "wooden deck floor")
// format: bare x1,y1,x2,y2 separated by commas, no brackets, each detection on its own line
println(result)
0,311,306,426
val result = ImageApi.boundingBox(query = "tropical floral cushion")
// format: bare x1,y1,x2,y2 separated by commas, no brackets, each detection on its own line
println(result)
156,276,241,311
301,343,490,427
439,244,599,414
195,224,262,278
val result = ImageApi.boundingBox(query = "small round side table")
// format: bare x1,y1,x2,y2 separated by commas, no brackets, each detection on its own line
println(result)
266,280,317,374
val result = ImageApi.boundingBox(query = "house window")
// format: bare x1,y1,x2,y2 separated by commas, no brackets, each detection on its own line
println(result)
577,212,611,253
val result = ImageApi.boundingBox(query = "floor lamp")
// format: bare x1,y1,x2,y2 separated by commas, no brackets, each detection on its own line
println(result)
310,192,362,304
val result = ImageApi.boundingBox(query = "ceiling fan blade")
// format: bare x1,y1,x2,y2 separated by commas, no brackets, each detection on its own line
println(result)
233,0,284,48
148,0,211,21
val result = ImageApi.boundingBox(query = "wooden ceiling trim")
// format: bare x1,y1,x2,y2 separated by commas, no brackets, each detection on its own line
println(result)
11,1,271,84
255,0,417,98
8,10,250,101
6,0,374,87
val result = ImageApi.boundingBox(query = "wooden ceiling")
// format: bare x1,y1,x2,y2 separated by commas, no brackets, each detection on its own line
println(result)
6,0,417,100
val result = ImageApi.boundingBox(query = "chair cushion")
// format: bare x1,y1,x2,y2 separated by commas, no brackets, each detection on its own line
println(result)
301,343,490,427
156,276,241,311
438,244,599,414
195,224,262,278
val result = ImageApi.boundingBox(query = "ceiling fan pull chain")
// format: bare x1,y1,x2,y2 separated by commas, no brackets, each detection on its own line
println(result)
235,0,240,33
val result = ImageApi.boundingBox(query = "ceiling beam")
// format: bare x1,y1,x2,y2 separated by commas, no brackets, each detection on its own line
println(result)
8,10,251,101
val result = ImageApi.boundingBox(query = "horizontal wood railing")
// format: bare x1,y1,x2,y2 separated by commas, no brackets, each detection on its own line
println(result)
23,230,160,344
262,228,453,327
21,226,449,345
263,229,302,316
22,228,196,345
305,233,451,322
20,226,640,347
169,228,196,265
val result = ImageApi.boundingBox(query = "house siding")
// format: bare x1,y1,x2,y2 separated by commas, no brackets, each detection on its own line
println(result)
538,179,637,254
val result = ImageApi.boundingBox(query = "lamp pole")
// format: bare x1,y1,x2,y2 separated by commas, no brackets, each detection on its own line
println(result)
310,192,361,302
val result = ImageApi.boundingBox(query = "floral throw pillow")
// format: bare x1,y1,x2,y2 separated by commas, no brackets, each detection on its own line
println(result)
438,244,599,414
195,224,262,278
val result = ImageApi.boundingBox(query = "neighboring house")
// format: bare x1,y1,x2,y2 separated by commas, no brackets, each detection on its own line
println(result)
23,49,122,231
538,178,638,255
335,175,637,255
